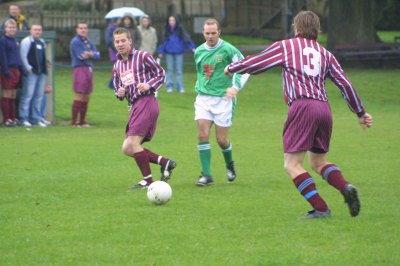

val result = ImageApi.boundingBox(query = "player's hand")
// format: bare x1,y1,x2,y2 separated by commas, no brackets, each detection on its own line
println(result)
359,113,373,129
224,65,231,77
117,85,126,97
137,83,150,93
224,87,238,100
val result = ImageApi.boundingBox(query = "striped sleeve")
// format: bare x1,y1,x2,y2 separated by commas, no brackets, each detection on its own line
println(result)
228,42,283,75
143,53,166,91
112,61,124,101
327,55,365,117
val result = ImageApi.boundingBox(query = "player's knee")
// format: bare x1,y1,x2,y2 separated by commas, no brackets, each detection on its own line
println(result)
216,136,228,148
310,160,325,174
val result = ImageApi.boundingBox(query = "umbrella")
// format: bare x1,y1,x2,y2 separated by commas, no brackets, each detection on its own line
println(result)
105,7,145,19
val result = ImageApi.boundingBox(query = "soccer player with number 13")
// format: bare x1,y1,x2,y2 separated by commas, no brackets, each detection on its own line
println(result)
224,11,373,219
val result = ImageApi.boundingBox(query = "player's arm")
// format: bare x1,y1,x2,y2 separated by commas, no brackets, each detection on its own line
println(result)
143,53,166,92
327,55,366,117
230,48,250,91
225,42,282,76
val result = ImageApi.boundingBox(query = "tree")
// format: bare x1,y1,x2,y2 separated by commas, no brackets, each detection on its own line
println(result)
327,0,377,49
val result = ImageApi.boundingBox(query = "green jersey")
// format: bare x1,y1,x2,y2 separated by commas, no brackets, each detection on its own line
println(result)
194,39,248,97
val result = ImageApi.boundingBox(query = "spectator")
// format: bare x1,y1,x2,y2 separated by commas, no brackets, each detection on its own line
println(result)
137,15,157,55
158,15,196,93
118,15,142,50
0,19,22,127
1,4,29,31
19,24,49,127
105,18,118,89
70,22,100,127
40,61,53,122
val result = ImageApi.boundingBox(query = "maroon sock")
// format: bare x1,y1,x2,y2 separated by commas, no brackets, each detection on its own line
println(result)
9,98,16,120
293,172,329,212
321,164,348,193
133,150,152,182
80,101,88,125
72,100,80,124
144,149,168,165
1,98,10,122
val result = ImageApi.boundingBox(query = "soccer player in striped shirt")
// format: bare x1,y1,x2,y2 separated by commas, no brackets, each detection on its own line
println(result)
224,11,373,219
194,18,249,186
112,27,176,189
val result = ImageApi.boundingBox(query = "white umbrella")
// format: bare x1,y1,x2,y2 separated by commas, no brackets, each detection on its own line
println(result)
105,7,145,19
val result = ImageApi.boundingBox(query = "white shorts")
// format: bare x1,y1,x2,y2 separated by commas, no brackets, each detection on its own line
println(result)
194,95,234,127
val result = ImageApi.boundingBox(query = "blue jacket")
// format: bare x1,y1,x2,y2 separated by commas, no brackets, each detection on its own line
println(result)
0,35,22,76
158,18,195,55
70,35,100,68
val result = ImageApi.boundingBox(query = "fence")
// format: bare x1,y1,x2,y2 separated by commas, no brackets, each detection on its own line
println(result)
0,10,199,61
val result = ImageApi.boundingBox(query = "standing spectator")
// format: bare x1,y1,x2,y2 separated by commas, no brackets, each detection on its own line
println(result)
158,15,196,93
0,4,29,31
119,15,142,50
112,27,176,189
224,11,373,219
0,19,22,127
137,15,157,55
70,22,100,127
19,24,49,127
40,61,53,122
105,18,118,89
194,18,249,186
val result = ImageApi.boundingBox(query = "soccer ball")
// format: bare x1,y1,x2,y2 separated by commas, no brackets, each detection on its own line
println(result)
147,181,172,205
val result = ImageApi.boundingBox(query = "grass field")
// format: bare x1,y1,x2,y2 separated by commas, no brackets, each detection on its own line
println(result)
1,62,399,265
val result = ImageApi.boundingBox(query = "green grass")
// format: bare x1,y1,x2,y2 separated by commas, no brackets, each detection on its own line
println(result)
1,64,399,265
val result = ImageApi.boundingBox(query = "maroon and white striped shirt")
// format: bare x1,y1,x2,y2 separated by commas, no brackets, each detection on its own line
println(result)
228,37,365,117
113,49,165,105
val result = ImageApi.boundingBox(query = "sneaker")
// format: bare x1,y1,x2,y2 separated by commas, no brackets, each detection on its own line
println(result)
129,180,150,189
196,174,214,186
227,161,236,182
20,120,32,127
5,119,17,127
302,209,331,219
342,184,361,217
160,159,177,181
178,88,185,93
80,123,92,128
166,88,173,93
40,118,51,125
37,121,47,127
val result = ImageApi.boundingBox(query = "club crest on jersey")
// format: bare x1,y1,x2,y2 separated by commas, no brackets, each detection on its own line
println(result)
215,55,223,62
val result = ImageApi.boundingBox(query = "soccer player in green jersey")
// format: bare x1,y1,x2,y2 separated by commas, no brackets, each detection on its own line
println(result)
194,18,249,186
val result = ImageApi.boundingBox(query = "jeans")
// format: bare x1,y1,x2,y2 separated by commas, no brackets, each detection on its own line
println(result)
165,53,184,92
19,73,47,123
41,93,48,118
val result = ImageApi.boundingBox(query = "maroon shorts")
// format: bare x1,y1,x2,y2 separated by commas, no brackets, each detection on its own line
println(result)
73,66,93,94
125,94,159,142
0,67,20,89
283,99,332,153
